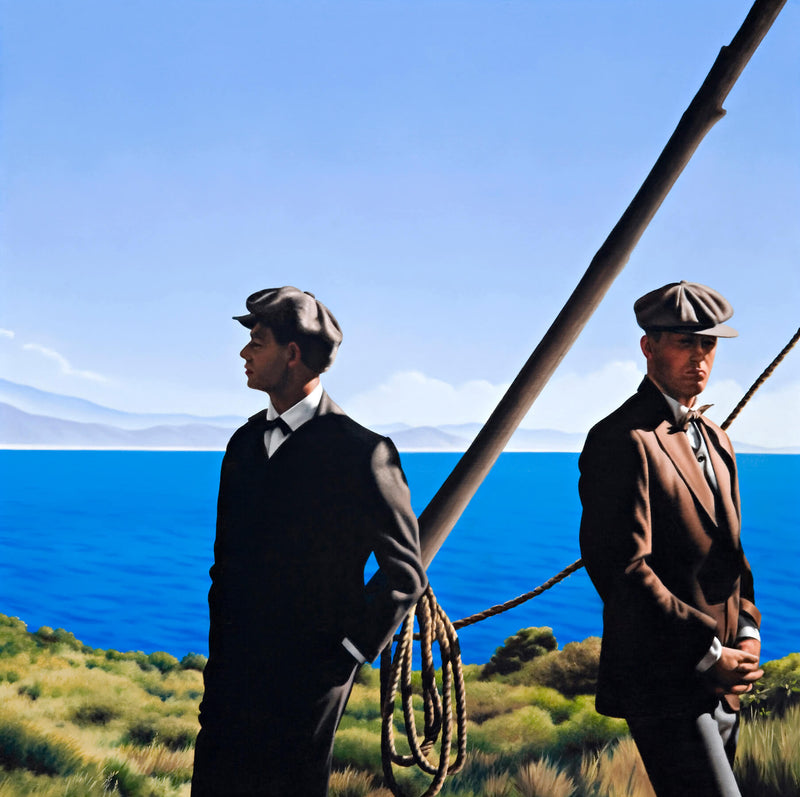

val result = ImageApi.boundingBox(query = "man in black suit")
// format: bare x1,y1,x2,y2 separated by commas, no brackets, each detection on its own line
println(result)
192,287,427,797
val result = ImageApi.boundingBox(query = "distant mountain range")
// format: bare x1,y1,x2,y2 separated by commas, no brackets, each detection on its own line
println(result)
0,378,792,453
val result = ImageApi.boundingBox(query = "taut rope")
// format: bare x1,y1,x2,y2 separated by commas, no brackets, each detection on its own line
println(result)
721,326,800,431
379,325,799,796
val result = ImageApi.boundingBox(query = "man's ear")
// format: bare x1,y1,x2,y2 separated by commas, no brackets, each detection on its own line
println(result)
640,334,653,362
286,341,303,367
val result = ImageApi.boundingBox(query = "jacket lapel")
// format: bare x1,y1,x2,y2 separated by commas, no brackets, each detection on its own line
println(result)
698,420,740,537
654,420,718,525
636,379,718,525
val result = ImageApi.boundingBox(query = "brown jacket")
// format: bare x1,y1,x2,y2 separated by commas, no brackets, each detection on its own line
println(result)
579,377,760,718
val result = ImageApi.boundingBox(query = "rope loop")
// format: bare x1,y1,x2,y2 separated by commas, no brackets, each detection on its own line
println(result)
380,587,467,796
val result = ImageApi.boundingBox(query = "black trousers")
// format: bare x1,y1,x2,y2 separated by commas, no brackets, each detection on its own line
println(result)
191,663,359,797
627,700,741,797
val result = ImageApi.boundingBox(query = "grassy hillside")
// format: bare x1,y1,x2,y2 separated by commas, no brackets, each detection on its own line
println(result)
1,615,797,796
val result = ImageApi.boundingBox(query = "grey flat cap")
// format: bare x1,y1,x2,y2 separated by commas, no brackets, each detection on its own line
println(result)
234,286,343,370
634,280,738,337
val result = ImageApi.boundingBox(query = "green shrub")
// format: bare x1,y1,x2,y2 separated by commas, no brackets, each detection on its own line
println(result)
125,716,197,751
333,726,383,774
0,614,28,631
0,717,84,775
344,684,381,722
133,651,156,672
146,651,179,674
552,705,628,757
509,637,601,696
17,682,42,701
179,652,207,671
355,665,380,688
469,706,556,755
71,701,120,726
35,626,85,651
482,628,558,678
143,682,174,701
742,652,800,719
126,719,159,747
465,682,572,724
0,638,29,658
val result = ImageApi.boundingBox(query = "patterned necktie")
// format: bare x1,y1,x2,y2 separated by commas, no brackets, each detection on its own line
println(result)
678,403,713,432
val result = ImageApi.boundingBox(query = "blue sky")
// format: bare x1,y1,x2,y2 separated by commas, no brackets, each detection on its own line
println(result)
2,1,798,448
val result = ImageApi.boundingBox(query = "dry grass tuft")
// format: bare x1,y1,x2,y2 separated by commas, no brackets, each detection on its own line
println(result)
118,742,194,779
579,737,655,797
514,757,576,797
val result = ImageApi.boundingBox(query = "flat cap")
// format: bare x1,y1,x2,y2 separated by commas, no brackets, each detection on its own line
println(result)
234,286,343,371
634,280,737,337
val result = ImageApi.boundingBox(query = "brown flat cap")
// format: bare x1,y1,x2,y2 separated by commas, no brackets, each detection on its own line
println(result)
634,280,737,337
234,286,343,371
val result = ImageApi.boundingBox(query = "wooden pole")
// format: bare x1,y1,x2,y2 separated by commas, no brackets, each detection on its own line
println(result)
417,0,787,568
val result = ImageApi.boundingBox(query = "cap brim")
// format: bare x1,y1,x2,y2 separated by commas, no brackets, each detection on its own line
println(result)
233,313,257,328
682,323,738,338
653,322,739,337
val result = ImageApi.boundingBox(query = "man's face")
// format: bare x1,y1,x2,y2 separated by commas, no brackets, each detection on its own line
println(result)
641,331,718,406
240,324,291,393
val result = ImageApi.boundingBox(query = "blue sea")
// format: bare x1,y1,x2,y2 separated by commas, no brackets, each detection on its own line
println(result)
0,450,797,665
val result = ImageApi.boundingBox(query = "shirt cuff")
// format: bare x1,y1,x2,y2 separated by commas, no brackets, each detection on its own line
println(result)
696,636,722,672
736,611,761,642
341,637,367,665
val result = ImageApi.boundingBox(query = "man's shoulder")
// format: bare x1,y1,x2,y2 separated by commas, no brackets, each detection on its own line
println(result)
587,384,662,440
313,406,388,450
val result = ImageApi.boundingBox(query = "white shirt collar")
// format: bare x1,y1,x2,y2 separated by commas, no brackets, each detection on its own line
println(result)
649,378,698,425
660,390,691,426
266,382,323,431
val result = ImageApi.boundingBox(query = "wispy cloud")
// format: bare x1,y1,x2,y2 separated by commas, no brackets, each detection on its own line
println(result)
712,378,800,449
0,328,15,339
345,362,644,432
344,363,799,449
346,371,507,429
22,343,108,383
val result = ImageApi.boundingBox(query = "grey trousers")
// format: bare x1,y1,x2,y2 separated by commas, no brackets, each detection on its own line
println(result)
627,700,741,797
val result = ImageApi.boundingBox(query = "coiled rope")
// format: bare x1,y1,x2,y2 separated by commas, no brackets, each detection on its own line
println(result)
379,326,799,796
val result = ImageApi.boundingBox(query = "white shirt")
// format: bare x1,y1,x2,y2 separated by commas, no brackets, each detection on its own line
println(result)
264,382,323,457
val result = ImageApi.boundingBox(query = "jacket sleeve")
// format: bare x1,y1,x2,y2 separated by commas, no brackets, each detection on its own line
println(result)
344,437,427,662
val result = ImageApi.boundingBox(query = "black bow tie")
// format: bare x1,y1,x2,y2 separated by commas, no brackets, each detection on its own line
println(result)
264,416,292,436
676,404,713,432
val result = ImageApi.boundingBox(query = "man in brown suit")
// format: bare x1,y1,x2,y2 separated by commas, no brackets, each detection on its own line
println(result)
579,281,763,797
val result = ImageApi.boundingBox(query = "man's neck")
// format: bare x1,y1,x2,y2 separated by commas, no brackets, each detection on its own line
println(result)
646,375,698,409
268,377,321,415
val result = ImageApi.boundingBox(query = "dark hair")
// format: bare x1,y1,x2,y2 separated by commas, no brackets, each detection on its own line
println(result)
256,314,333,374
643,329,663,341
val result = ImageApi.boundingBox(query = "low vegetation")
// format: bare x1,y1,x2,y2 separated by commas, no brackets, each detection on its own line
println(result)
0,615,797,796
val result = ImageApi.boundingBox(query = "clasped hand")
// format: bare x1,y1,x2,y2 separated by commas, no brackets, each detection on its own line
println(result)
710,641,763,696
